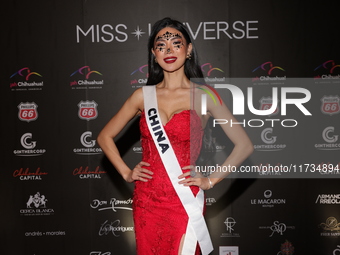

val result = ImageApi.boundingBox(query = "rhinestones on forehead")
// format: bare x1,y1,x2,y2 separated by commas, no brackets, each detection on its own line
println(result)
156,31,182,41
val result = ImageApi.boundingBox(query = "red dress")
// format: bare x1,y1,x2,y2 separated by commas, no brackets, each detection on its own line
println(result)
133,110,203,255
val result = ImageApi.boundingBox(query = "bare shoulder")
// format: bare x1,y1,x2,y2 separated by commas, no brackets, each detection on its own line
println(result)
127,87,145,112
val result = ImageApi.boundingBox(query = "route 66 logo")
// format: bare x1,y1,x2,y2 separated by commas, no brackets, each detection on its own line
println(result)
259,97,279,115
78,100,98,120
321,96,340,115
18,102,38,122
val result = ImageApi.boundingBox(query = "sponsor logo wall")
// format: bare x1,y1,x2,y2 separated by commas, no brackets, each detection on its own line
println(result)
1,0,339,254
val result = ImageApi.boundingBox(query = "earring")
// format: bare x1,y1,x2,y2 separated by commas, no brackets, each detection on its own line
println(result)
154,57,157,63
186,53,192,60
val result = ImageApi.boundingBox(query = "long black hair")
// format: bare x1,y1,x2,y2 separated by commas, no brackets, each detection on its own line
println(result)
146,17,203,85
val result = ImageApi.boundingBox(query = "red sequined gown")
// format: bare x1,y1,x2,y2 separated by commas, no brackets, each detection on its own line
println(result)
133,110,203,255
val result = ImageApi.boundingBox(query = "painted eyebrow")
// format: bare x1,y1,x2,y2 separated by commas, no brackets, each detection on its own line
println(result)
155,32,183,41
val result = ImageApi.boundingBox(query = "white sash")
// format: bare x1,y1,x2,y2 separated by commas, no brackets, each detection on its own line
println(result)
142,86,213,255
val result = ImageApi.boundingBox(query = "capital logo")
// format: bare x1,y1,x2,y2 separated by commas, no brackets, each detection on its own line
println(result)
259,97,279,115
319,217,340,231
130,64,148,87
21,133,36,149
224,217,236,233
323,126,339,143
18,102,38,122
321,96,340,115
26,192,47,208
81,131,96,147
261,128,277,144
78,100,98,120
71,66,102,79
277,240,294,255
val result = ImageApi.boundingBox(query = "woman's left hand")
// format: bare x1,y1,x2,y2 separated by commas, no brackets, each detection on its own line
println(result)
178,165,212,190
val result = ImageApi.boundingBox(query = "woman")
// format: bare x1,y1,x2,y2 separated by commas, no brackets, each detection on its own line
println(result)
97,17,253,255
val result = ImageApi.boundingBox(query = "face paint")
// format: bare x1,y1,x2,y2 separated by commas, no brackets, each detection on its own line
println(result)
154,31,184,52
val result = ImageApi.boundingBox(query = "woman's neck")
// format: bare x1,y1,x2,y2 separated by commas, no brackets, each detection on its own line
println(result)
159,67,190,89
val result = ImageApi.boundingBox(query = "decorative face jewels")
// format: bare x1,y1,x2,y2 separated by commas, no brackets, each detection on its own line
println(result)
154,31,184,52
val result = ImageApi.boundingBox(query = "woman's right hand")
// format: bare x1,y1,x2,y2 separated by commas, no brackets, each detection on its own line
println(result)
126,161,153,183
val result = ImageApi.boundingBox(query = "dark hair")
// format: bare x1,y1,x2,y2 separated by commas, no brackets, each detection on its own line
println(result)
146,17,203,85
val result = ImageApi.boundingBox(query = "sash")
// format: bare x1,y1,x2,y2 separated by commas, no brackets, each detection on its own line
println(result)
142,86,213,255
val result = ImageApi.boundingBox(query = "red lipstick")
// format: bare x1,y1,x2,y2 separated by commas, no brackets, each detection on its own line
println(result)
164,57,177,64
